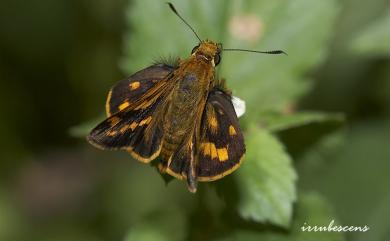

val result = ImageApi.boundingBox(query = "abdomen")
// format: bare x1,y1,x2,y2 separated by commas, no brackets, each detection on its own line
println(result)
161,73,206,161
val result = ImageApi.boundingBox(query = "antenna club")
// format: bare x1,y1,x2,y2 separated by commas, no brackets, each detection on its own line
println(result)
223,48,287,55
272,50,288,55
167,2,178,14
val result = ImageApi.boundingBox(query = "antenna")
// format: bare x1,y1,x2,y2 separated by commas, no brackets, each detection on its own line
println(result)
167,2,202,42
223,48,287,55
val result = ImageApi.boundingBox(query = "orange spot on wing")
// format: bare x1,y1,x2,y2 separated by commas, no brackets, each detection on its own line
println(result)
229,125,237,136
139,116,152,126
119,125,128,133
129,81,140,90
109,116,121,126
217,148,229,162
118,101,130,111
210,143,218,159
107,130,117,136
210,117,218,127
201,143,211,156
200,142,218,159
208,116,218,133
130,122,138,130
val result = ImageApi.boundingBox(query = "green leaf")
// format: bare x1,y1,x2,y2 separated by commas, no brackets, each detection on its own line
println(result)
121,0,229,73
68,116,102,138
351,9,390,56
213,192,346,241
123,209,187,241
234,126,297,227
122,0,340,122
102,158,195,227
259,111,344,132
221,0,340,120
298,121,390,241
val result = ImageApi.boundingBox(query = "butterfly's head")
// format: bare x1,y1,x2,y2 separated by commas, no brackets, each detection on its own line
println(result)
191,41,222,67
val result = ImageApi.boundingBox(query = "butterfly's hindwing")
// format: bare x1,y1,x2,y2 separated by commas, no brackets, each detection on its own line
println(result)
106,64,174,116
164,135,198,192
197,88,245,181
162,88,245,183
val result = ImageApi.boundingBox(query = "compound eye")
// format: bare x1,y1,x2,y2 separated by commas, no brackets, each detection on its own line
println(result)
214,53,221,66
191,45,199,54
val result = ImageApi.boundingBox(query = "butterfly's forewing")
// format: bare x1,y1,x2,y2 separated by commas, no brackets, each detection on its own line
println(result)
197,88,245,181
106,64,174,116
88,64,175,163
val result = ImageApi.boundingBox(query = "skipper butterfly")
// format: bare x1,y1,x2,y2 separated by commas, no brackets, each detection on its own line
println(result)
87,3,285,192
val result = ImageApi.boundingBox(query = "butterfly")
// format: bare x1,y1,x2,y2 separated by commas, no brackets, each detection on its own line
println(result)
87,3,285,193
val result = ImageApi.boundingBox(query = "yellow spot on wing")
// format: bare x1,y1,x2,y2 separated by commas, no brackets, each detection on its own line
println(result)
119,125,128,133
109,116,121,126
200,142,218,159
165,153,245,182
210,143,218,159
107,130,117,136
229,125,237,136
118,101,130,111
217,148,229,162
139,116,152,126
130,122,138,130
210,117,218,127
209,116,218,132
201,143,210,156
129,81,140,90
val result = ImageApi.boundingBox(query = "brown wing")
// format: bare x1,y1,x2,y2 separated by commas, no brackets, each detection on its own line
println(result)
106,64,174,116
87,64,175,163
197,88,245,181
164,134,198,193
165,88,245,184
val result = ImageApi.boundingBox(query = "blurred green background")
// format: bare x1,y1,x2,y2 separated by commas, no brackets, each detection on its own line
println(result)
0,0,389,241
